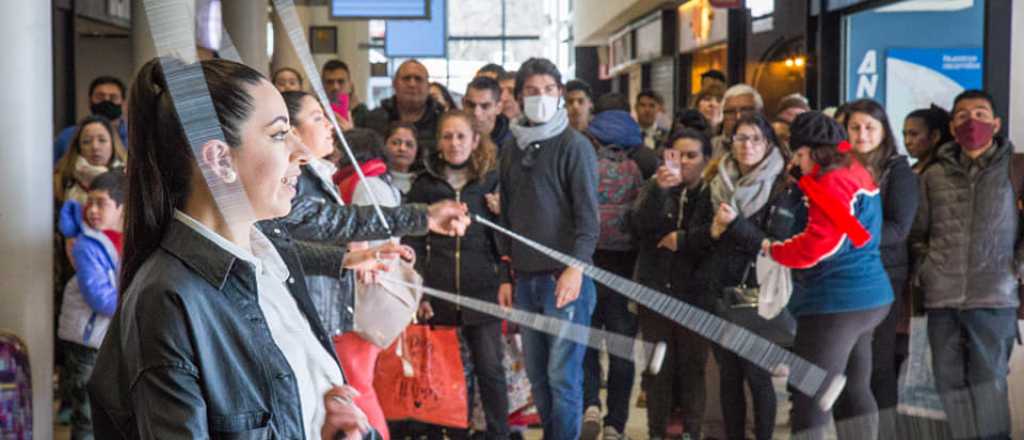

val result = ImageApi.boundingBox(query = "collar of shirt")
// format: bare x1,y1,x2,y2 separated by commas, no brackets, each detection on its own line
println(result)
173,210,291,282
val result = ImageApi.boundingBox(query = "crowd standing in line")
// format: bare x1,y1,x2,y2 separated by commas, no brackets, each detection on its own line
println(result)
49,52,1021,440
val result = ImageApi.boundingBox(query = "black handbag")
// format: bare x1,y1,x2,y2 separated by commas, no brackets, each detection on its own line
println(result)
714,262,796,346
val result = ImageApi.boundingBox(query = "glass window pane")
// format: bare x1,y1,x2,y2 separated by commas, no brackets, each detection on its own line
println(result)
505,0,546,36
505,39,547,68
447,39,503,90
449,0,502,37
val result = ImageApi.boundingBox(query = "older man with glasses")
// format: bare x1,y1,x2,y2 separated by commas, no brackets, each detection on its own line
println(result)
712,84,765,159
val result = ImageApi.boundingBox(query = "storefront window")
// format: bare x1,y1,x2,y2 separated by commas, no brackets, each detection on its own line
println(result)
843,0,985,151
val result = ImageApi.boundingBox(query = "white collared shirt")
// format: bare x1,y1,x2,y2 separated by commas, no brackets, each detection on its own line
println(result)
173,210,345,439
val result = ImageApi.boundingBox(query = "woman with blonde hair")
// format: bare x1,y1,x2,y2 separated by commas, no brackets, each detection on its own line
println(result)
404,110,509,439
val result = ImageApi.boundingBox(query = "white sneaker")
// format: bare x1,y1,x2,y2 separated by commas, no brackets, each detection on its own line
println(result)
581,405,602,440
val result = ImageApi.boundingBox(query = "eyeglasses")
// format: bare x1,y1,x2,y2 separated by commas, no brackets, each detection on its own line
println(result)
732,134,765,145
724,107,757,118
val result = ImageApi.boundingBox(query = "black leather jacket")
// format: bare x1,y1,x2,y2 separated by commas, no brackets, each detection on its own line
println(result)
89,219,363,438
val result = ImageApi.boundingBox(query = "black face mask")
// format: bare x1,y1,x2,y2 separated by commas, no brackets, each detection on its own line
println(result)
91,100,122,120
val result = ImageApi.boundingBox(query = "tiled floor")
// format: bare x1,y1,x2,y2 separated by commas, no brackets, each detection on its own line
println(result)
519,361,816,440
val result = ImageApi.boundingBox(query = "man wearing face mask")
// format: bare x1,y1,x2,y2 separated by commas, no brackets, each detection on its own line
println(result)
53,76,128,164
910,89,1020,440
496,57,599,440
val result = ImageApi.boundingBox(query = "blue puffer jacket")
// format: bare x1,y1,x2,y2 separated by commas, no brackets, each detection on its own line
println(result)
58,200,119,348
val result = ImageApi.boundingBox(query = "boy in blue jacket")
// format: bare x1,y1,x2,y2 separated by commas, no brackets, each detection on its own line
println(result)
57,170,125,439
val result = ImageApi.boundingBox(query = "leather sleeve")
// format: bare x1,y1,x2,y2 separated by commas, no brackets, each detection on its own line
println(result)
280,196,429,245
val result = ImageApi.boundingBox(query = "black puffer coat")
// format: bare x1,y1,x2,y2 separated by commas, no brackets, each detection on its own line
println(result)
630,179,714,307
404,159,510,326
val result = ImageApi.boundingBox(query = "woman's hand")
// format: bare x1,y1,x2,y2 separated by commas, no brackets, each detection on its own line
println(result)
711,203,737,239
321,385,368,440
343,242,415,284
761,238,772,255
427,200,471,236
498,283,513,308
657,232,678,252
417,301,434,321
654,165,683,190
335,110,354,131
485,192,501,215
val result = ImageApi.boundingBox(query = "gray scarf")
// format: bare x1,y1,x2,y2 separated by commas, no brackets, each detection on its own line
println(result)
508,108,570,150
710,147,785,218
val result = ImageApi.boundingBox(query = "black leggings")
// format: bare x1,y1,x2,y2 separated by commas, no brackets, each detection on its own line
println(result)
791,304,891,440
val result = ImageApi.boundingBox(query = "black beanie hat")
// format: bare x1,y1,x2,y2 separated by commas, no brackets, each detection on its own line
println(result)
790,111,847,150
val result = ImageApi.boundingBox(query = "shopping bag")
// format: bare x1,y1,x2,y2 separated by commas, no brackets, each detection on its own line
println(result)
897,316,946,420
755,252,791,320
354,258,423,348
374,325,468,428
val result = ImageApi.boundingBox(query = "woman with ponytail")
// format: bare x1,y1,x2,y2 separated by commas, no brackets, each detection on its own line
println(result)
763,111,894,440
88,58,469,439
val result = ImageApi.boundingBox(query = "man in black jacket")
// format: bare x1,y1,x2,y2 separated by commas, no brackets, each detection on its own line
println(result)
910,89,1021,439
463,76,512,147
362,60,442,154
497,57,600,440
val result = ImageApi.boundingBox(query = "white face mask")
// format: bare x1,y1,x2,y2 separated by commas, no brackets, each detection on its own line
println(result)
523,95,560,124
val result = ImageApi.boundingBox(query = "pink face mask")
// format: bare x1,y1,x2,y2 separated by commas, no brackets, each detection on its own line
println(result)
955,118,995,151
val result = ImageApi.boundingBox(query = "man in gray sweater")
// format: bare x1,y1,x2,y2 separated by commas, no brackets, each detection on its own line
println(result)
497,57,600,440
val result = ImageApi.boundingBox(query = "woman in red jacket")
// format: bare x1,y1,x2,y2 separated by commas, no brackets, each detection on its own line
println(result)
763,111,893,440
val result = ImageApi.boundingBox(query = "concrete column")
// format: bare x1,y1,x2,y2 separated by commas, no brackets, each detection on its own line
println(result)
1011,3,1024,147
337,20,369,103
270,7,304,82
0,0,54,438
222,0,270,75
132,0,158,73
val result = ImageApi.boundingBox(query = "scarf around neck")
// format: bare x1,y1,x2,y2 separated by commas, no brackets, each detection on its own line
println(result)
710,147,785,218
509,108,570,150
73,156,110,190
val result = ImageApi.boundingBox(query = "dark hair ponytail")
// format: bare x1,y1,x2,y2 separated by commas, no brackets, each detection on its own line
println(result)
120,57,265,292
282,90,314,127
844,98,897,181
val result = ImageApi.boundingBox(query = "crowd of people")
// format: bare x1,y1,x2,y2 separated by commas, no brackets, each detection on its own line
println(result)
49,51,1019,440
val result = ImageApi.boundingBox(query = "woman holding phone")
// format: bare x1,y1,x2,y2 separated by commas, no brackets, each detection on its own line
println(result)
630,129,715,439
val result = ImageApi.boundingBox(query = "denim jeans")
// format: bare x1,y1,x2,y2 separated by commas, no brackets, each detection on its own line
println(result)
927,307,1017,440
583,250,638,432
514,271,596,440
